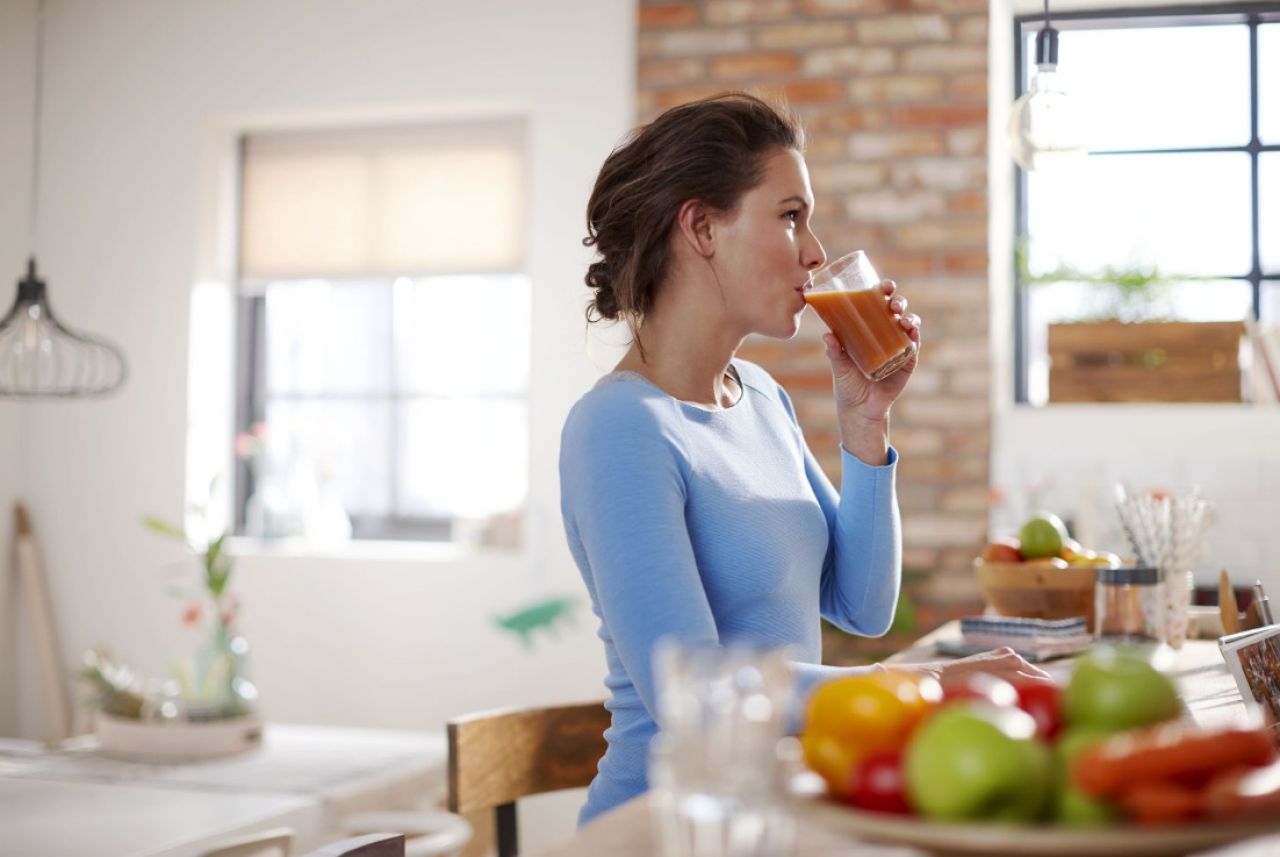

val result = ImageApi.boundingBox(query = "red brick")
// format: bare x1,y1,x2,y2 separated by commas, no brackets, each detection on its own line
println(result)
800,0,891,13
955,16,988,43
803,136,851,162
756,21,852,50
904,0,989,13
777,78,846,104
867,252,935,276
848,74,944,104
948,73,988,101
903,546,941,571
847,190,946,223
897,397,988,427
639,4,700,29
901,45,987,72
805,46,896,76
639,58,708,87
710,52,801,80
941,486,991,514
652,84,735,111
948,190,986,213
706,0,795,24
901,512,987,546
809,161,889,191
947,128,985,156
897,220,986,249
640,28,751,58
891,156,986,190
848,131,945,159
942,250,988,272
801,106,877,134
892,104,987,129
856,14,950,43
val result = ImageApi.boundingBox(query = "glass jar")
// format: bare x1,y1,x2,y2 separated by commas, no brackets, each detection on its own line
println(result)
1095,566,1163,644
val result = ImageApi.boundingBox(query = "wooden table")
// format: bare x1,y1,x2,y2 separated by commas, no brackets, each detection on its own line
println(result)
0,722,447,857
533,622,1280,857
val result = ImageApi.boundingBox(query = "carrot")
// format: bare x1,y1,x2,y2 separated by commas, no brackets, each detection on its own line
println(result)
1114,780,1203,825
1202,760,1280,821
1076,724,1276,798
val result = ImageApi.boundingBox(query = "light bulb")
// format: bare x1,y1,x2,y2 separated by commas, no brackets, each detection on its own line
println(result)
1008,21,1086,171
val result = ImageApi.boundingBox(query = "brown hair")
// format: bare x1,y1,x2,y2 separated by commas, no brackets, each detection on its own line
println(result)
582,92,804,325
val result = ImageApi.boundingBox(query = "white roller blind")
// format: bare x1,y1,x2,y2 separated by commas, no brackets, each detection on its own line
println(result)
240,121,526,279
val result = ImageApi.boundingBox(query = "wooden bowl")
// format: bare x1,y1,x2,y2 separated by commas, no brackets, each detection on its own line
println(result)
973,559,1097,631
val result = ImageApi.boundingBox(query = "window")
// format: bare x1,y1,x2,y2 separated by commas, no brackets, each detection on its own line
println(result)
234,122,530,543
1014,6,1280,405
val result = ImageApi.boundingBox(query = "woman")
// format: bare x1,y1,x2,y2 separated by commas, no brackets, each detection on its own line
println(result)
560,93,1049,826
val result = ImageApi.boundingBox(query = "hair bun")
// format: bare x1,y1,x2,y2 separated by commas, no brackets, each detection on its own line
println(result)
586,260,619,319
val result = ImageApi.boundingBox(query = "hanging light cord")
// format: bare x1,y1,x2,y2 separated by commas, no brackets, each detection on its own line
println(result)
28,0,45,257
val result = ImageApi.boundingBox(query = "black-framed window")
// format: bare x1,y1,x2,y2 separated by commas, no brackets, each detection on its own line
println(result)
1014,4,1280,405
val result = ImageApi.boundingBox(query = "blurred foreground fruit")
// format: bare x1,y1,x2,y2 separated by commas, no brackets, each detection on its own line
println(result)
804,671,940,798
905,704,1050,822
1064,648,1179,733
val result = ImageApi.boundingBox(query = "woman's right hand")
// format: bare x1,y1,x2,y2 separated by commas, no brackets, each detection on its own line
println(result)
900,647,1054,690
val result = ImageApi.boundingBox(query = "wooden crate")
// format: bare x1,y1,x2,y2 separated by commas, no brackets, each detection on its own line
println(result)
1048,321,1244,403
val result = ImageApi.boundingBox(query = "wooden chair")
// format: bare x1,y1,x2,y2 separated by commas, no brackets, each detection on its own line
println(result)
297,834,405,857
200,828,293,857
447,701,610,857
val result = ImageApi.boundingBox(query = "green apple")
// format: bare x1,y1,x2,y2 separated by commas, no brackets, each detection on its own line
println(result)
905,703,1050,822
1063,647,1179,733
1051,728,1117,827
1019,513,1069,559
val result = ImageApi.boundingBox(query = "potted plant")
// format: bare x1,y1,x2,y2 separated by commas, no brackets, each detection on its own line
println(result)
1019,250,1245,403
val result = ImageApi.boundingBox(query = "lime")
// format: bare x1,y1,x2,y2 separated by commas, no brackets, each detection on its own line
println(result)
1018,514,1068,559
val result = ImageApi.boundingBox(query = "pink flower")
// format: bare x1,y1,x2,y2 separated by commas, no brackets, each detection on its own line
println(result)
250,422,269,441
234,433,256,459
181,603,203,627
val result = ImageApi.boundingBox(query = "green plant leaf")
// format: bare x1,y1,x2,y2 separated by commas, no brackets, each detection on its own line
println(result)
143,516,186,541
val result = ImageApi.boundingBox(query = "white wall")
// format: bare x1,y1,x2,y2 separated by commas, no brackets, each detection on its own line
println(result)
1,2,634,841
0,0,37,739
987,0,1280,592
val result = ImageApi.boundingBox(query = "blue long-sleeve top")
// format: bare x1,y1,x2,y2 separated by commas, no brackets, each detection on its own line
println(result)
559,358,901,826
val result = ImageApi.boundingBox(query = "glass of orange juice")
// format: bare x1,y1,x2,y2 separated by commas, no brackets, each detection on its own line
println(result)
803,251,916,381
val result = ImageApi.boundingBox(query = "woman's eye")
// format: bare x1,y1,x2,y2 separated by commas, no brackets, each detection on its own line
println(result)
783,210,801,224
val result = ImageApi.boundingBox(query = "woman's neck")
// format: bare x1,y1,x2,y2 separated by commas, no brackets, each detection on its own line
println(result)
615,310,743,408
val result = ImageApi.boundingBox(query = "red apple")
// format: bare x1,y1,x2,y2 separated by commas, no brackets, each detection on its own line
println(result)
981,537,1023,564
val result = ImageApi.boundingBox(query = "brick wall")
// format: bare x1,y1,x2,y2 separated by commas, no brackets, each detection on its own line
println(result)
636,0,990,642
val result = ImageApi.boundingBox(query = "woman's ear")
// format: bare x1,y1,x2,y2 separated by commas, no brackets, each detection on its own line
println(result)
675,199,716,259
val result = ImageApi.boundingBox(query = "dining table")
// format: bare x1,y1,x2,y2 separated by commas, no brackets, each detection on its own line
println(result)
0,722,448,857
532,620,1280,857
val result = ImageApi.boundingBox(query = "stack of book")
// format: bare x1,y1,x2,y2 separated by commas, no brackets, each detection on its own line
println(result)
936,616,1093,662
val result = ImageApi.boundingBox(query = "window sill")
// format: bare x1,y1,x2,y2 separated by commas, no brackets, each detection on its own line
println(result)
226,536,524,565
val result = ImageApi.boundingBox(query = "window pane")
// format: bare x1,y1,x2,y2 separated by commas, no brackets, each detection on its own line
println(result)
398,399,528,518
1026,152,1252,277
1029,24,1251,150
1025,279,1254,405
264,399,392,517
1261,24,1280,145
1262,153,1280,275
394,275,531,395
266,280,392,395
1264,281,1280,321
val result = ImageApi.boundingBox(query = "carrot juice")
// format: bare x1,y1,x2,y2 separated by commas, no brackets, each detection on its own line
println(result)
803,251,915,381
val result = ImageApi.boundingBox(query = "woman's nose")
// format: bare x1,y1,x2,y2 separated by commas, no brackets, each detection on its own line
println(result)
803,234,827,270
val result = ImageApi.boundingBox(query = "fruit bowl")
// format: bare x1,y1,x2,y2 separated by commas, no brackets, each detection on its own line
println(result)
974,559,1097,631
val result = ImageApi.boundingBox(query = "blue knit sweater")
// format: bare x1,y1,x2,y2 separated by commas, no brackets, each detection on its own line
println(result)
559,359,901,825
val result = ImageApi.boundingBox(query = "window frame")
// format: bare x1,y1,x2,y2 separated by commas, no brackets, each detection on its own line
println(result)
1012,3,1280,404
230,126,532,543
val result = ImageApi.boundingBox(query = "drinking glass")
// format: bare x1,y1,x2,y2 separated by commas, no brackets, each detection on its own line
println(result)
649,640,795,857
803,251,915,381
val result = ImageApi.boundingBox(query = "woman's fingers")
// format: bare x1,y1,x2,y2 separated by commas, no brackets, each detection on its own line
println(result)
880,278,897,297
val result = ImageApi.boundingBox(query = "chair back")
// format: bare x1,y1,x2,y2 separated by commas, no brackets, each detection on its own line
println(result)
447,701,609,856
297,833,404,857
200,827,293,857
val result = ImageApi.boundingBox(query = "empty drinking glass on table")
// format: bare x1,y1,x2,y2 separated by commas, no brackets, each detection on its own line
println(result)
803,251,915,381
649,640,795,857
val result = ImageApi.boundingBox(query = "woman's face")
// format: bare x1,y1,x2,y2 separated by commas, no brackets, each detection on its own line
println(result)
711,148,827,340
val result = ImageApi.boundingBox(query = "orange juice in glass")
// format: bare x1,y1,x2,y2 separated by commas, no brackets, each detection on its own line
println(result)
803,251,915,381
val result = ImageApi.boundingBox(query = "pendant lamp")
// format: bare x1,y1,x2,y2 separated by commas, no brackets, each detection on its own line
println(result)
1008,0,1087,171
0,0,127,398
